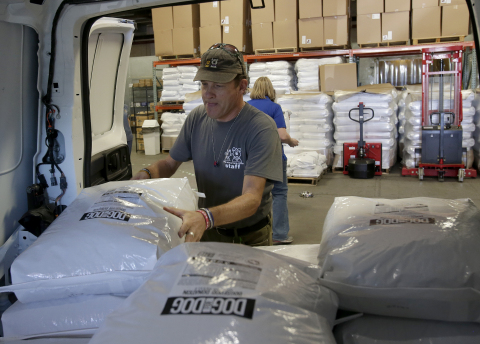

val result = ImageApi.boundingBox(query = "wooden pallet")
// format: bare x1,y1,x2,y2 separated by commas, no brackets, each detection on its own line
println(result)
359,41,408,48
161,149,170,154
255,47,297,55
379,41,408,47
323,45,349,51
158,53,199,61
412,36,465,45
158,100,184,106
287,176,321,186
299,47,324,53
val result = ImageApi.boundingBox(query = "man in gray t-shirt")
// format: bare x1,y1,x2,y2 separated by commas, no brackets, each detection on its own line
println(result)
132,43,282,246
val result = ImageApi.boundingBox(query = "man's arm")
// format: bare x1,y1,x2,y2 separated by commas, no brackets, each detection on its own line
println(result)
278,128,299,147
131,155,182,179
163,175,266,242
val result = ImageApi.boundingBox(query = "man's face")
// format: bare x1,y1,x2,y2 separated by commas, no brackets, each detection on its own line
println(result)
201,79,244,122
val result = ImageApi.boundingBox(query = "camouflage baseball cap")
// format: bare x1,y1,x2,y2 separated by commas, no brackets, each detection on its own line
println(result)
194,43,246,83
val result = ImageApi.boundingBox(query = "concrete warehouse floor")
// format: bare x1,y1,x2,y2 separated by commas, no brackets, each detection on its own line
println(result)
131,145,480,245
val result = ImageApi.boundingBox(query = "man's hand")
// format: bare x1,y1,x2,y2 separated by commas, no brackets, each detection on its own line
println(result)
163,206,207,242
131,170,151,180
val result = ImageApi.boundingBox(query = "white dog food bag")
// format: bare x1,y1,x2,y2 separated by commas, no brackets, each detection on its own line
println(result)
318,197,480,323
334,314,480,344
89,242,339,344
2,178,197,303
2,294,126,338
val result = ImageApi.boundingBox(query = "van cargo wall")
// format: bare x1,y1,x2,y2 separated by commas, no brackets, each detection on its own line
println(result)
0,22,39,244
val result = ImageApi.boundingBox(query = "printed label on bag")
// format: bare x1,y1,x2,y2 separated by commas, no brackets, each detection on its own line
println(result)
80,188,142,222
161,296,255,319
369,217,435,226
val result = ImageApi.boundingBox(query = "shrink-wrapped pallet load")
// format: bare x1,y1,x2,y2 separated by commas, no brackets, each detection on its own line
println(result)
277,92,334,166
248,61,296,95
295,57,345,92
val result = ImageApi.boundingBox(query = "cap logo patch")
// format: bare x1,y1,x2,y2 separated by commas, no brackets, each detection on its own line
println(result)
206,58,219,68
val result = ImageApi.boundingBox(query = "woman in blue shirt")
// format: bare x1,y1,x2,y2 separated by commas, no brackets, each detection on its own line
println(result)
248,77,299,245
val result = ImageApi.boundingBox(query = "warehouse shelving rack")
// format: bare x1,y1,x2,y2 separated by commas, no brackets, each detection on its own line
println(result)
150,41,476,120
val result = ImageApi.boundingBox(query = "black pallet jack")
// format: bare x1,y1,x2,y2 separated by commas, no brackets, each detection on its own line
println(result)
343,102,382,179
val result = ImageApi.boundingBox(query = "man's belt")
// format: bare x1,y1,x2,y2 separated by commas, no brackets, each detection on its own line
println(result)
215,216,270,237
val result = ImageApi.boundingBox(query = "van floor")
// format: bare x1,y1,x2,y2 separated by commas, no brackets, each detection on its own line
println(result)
131,148,480,245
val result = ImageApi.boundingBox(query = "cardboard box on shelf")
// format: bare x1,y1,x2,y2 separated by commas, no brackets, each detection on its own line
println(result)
200,25,222,54
299,0,322,19
151,7,173,31
442,4,469,36
323,0,349,17
251,0,274,24
439,0,466,5
324,15,349,46
357,14,381,45
412,7,441,39
220,0,250,26
412,0,439,8
136,128,143,139
222,24,253,53
200,1,221,27
252,22,274,51
319,63,357,92
173,28,200,55
385,0,410,12
275,0,298,22
162,136,177,151
136,115,154,128
273,20,298,49
153,29,174,56
299,18,324,48
382,11,410,42
356,0,383,15
173,4,200,28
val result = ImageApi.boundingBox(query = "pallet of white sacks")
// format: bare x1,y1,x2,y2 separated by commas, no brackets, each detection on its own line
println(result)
287,169,326,186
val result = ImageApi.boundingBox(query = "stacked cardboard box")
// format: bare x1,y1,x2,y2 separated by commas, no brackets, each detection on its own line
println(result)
152,5,200,57
382,0,410,44
274,0,298,50
411,0,441,40
298,0,323,50
356,0,382,45
323,0,349,48
251,0,274,51
220,0,252,53
441,2,469,37
200,2,222,54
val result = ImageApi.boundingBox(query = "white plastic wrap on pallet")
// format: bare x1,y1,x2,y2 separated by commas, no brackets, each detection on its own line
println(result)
255,244,321,266
89,243,339,344
295,57,345,91
318,197,480,323
2,179,198,303
334,315,480,344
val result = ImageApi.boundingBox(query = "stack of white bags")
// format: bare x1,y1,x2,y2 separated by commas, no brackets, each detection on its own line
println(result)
332,88,398,170
470,91,480,170
160,112,187,141
295,57,344,92
397,90,408,161
403,89,475,169
0,179,198,339
286,151,328,178
160,66,200,101
248,61,296,94
277,93,334,165
319,196,480,343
